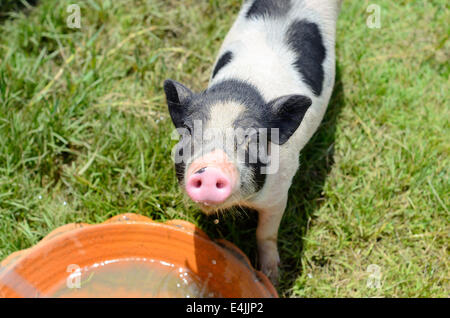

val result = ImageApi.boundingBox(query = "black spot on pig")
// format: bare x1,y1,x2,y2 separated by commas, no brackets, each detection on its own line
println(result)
175,161,185,182
286,19,326,96
164,79,195,129
246,0,292,19
165,78,266,132
265,94,312,144
174,135,190,183
244,131,268,193
205,79,266,110
212,51,233,79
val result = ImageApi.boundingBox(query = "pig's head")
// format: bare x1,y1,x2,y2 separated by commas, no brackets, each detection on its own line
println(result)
164,79,312,214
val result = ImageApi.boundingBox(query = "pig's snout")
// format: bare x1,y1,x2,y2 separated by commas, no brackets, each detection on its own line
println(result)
186,167,232,204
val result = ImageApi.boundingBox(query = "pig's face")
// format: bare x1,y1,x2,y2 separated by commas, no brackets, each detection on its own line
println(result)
164,79,312,214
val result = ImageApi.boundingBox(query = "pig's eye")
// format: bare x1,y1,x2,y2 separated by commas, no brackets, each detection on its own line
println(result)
244,135,251,149
234,132,257,151
234,135,249,151
182,124,192,135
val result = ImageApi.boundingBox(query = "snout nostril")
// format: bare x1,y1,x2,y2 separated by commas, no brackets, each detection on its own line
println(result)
186,166,233,204
194,180,202,188
216,181,225,189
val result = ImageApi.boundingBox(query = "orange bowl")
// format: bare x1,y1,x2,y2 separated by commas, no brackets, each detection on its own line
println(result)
0,213,277,298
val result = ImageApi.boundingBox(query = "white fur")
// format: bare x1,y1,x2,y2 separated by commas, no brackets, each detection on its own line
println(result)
207,0,341,282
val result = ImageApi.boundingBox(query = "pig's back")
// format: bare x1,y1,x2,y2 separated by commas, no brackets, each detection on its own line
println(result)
208,0,339,153
209,0,339,105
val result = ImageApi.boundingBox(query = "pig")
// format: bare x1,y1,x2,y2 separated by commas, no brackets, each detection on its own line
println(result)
163,0,341,283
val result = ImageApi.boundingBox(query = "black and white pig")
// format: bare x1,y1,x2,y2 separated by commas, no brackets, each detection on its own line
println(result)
163,0,341,283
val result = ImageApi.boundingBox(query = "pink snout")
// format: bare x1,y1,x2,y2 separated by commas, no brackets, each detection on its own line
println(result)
185,167,232,205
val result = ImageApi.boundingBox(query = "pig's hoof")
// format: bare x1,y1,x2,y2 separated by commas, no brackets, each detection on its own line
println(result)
260,255,280,285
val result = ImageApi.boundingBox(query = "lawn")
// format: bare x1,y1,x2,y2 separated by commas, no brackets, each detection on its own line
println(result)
0,0,448,297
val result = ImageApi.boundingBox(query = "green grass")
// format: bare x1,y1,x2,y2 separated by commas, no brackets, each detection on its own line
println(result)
0,0,448,297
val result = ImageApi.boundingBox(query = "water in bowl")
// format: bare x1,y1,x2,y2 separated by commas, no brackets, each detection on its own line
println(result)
49,258,218,298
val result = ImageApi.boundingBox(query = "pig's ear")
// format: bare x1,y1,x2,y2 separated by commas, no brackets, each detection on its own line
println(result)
267,94,312,145
163,79,193,128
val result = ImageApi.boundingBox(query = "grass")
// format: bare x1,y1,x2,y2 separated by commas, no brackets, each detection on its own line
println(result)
0,0,448,297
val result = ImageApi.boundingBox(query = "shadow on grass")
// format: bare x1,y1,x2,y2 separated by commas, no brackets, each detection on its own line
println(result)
198,64,345,296
277,65,345,295
0,0,39,23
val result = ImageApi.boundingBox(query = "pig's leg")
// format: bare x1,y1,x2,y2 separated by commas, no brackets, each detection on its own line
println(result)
255,195,288,284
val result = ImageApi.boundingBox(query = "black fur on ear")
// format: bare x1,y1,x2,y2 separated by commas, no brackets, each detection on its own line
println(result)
267,94,312,145
163,79,193,128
